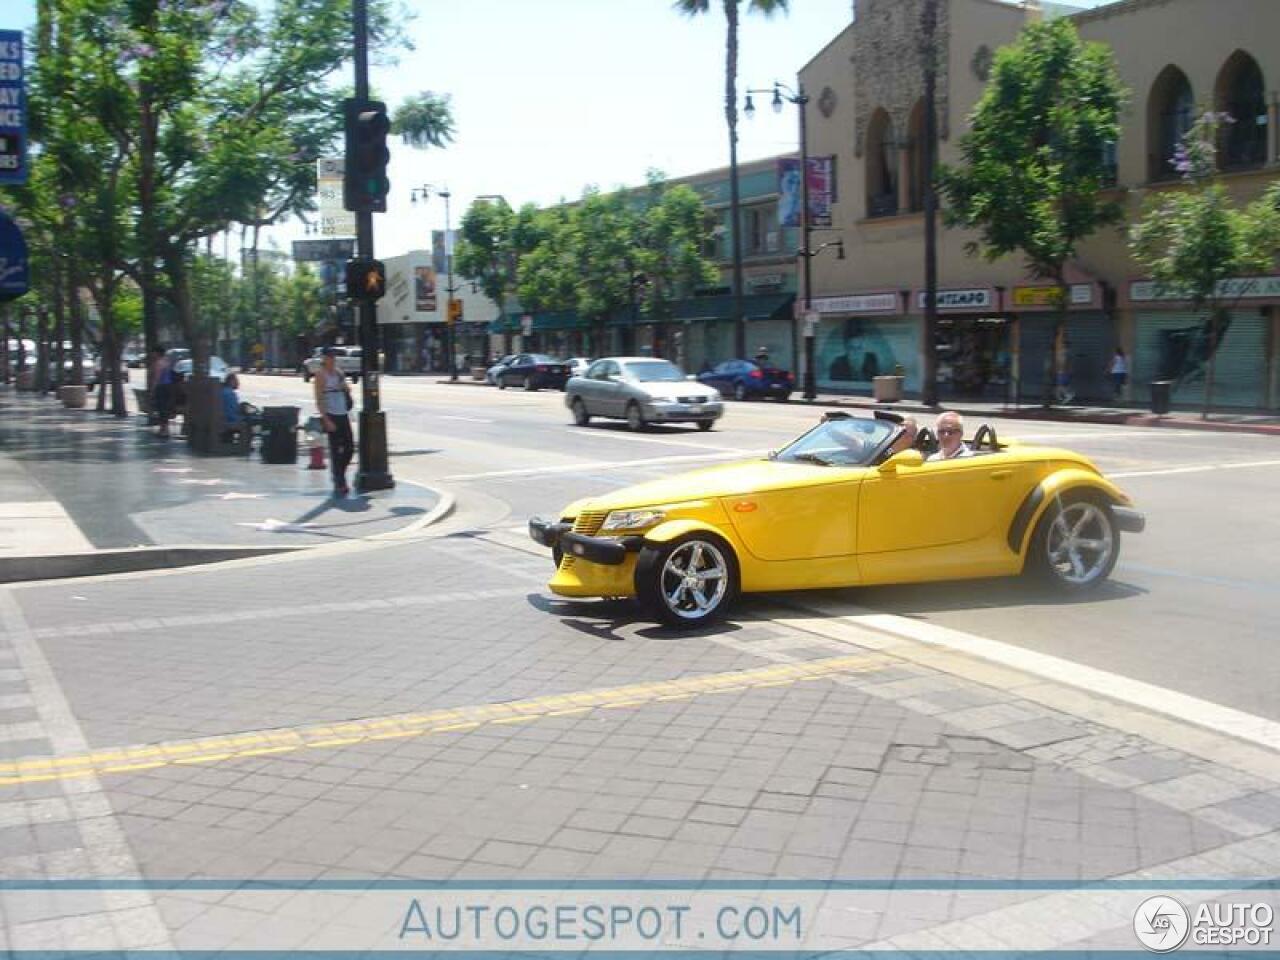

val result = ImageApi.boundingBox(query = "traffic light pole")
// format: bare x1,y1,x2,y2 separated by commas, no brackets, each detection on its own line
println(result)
352,0,393,492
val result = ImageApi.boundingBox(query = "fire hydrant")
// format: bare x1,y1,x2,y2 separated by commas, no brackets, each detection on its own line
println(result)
304,416,326,471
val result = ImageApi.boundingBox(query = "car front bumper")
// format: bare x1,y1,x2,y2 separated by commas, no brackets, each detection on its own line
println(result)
642,401,724,422
1112,506,1146,533
528,516,644,566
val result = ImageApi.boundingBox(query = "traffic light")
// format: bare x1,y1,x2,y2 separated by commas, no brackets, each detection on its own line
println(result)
343,98,391,213
447,299,463,324
346,258,386,301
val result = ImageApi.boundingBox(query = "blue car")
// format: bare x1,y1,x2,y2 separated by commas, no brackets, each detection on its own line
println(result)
698,358,794,402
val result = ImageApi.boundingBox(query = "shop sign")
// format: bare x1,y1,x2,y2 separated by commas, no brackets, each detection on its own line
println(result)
1130,276,1280,302
747,273,784,290
917,288,992,311
1012,283,1094,308
812,292,898,315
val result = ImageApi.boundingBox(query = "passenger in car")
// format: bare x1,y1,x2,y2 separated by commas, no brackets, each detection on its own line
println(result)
928,411,973,461
885,416,919,456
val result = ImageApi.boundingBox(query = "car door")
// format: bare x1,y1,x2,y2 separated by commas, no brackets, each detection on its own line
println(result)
705,361,733,396
506,354,530,386
596,360,624,416
577,360,606,414
856,450,1030,582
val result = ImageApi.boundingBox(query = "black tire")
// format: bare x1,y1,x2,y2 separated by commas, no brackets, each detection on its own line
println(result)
523,375,536,392
349,373,360,384
498,377,507,390
777,392,791,403
571,397,591,426
625,401,646,432
302,369,312,382
696,419,714,432
635,532,740,629
733,382,747,402
1025,490,1120,591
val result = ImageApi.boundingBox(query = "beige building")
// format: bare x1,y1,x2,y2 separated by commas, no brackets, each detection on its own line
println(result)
799,0,1280,408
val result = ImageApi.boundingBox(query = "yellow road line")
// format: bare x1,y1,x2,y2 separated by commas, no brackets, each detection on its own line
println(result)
0,653,886,787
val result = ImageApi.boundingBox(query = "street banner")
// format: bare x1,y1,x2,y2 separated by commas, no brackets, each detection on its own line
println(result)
431,230,456,273
0,30,25,186
777,156,835,229
292,238,356,262
806,155,834,228
415,265,437,312
316,156,357,237
0,209,30,302
777,158,802,228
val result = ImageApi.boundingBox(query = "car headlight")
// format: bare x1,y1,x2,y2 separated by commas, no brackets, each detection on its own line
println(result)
600,509,666,532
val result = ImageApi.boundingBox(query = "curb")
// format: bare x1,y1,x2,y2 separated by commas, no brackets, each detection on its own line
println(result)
0,545,303,585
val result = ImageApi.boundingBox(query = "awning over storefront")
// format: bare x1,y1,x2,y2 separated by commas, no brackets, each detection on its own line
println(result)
670,292,795,323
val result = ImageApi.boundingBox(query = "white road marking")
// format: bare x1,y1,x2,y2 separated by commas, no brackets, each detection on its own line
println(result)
786,598,1280,753
439,415,495,424
574,428,743,451
439,450,757,482
1109,458,1280,479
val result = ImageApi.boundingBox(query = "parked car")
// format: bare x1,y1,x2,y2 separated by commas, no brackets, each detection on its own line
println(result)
174,355,231,382
529,413,1146,627
566,357,723,432
122,349,145,368
486,354,516,385
698,358,793,401
567,357,592,379
300,346,362,383
497,353,571,391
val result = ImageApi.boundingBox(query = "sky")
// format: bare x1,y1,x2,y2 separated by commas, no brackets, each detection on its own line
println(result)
7,0,1112,260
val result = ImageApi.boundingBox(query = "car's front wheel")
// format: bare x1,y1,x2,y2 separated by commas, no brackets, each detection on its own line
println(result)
733,382,747,402
625,401,646,432
301,369,312,382
636,533,739,629
523,375,536,391
571,397,591,426
1026,492,1120,590
696,419,714,432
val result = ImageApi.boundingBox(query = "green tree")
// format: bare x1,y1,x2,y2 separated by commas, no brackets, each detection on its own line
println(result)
455,198,546,352
392,92,456,149
1130,113,1280,418
937,17,1126,403
674,0,788,358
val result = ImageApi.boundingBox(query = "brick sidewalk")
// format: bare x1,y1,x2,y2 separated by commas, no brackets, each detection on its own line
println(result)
1,531,1277,951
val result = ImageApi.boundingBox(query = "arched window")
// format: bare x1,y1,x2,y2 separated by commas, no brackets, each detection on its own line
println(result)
904,100,927,213
1147,66,1194,181
1216,51,1268,170
865,108,898,218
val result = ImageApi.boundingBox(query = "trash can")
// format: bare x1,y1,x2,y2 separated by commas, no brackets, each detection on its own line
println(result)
260,405,300,464
1150,380,1172,416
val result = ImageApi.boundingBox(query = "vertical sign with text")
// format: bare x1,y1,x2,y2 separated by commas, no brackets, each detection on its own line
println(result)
316,157,357,237
0,30,25,185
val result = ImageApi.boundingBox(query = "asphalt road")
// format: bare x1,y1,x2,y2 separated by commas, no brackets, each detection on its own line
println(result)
242,373,1280,721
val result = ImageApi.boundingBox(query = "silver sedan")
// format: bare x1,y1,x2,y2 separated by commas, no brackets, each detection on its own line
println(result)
565,357,724,432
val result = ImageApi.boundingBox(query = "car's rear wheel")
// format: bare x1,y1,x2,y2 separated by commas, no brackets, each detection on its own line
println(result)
498,377,507,390
733,383,747,402
1026,491,1119,590
523,375,536,391
571,398,591,426
636,533,739,629
626,401,646,432
696,419,714,432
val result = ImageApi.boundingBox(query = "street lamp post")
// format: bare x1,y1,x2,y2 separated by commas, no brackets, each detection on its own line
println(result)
920,0,941,408
797,239,845,400
745,81,821,399
410,184,458,381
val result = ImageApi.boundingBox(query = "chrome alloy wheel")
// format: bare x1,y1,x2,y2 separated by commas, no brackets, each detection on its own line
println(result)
660,539,729,620
1046,501,1115,586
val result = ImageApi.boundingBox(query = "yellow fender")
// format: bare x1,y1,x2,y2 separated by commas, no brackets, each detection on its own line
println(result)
1008,468,1134,556
643,517,735,548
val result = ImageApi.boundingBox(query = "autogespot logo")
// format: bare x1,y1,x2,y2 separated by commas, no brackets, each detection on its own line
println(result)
1135,896,1191,952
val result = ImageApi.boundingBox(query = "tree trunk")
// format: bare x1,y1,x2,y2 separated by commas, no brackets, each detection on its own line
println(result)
724,0,746,360
139,94,160,388
1202,305,1226,420
168,251,217,451
1042,271,1071,408
35,307,50,394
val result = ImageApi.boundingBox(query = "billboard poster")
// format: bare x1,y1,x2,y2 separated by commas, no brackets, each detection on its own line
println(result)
0,31,25,186
777,157,835,229
414,265,437,312
292,238,355,262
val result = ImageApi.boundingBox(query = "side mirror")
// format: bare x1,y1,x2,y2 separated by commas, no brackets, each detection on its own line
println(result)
879,449,925,474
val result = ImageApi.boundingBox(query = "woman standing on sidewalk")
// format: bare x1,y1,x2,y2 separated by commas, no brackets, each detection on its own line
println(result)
313,349,354,495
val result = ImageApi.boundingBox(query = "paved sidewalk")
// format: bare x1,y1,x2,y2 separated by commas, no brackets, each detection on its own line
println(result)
0,388,442,571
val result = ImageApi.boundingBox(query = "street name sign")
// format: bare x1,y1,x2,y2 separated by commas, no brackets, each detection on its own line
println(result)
0,30,25,185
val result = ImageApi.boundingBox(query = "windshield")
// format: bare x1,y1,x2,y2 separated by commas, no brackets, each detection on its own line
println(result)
624,360,685,382
529,354,557,364
773,416,896,467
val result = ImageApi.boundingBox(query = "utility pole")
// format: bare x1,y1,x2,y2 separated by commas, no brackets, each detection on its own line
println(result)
921,0,941,408
440,188,459,382
350,0,393,491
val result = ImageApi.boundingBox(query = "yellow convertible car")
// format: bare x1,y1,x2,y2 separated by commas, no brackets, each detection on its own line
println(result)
529,413,1145,628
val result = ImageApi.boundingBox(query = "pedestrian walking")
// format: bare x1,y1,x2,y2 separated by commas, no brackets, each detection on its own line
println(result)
313,349,355,495
1109,347,1128,401
149,346,175,438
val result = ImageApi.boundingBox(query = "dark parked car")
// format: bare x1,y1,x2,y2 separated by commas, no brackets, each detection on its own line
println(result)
698,358,793,401
497,353,571,391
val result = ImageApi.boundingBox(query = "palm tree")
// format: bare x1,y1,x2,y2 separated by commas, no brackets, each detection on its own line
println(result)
674,0,788,359
391,92,457,149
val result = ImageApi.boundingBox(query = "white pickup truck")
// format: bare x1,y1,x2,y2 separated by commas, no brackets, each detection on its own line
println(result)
300,346,362,383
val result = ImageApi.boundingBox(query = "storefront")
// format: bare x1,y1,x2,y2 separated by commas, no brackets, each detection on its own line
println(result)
672,293,796,374
1126,276,1280,409
812,291,921,395
1009,281,1112,404
914,287,1013,402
